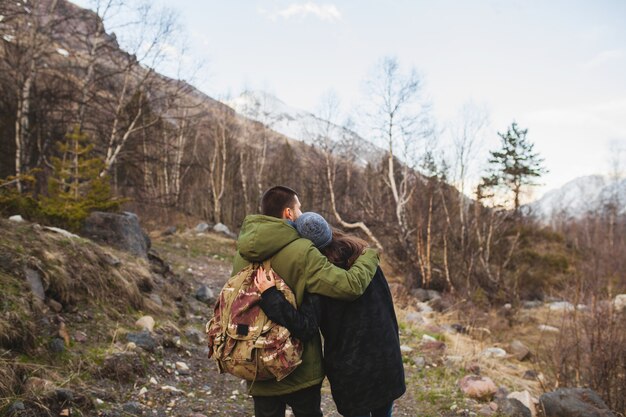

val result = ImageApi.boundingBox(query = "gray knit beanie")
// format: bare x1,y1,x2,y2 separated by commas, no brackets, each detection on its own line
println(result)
295,212,333,249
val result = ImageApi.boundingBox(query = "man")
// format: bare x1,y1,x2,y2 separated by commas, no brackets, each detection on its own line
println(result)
231,185,379,417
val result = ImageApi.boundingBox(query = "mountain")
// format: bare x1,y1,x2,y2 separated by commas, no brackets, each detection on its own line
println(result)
227,91,384,166
529,175,626,222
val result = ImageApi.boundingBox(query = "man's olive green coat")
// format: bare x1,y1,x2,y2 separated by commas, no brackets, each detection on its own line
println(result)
231,215,379,396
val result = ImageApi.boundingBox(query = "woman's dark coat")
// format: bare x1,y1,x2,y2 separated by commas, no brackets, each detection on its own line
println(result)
260,266,406,416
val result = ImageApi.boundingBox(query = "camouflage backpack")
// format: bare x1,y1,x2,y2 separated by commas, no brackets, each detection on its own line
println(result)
205,260,303,382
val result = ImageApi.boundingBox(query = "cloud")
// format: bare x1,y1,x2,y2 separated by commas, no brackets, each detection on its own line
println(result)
583,49,624,71
261,2,342,22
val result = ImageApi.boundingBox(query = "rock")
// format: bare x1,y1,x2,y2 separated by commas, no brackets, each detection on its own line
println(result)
162,226,177,236
495,397,532,417
412,288,430,302
429,297,451,312
135,316,155,332
161,385,184,394
55,388,75,402
523,300,543,309
42,226,80,238
427,289,442,300
459,375,498,400
101,352,146,382
481,347,507,359
509,340,531,361
9,215,24,222
74,331,87,343
613,294,626,312
150,377,158,385
149,293,163,307
422,334,438,343
416,301,433,313
185,328,204,345
522,370,538,380
195,285,215,304
176,361,191,375
538,324,560,333
83,211,150,258
421,340,447,353
138,387,148,396
445,355,463,367
404,312,424,324
195,222,211,233
400,345,414,353
478,404,497,416
539,388,615,417
102,253,122,267
126,331,157,352
413,356,426,368
24,266,45,301
549,301,575,312
213,222,237,238
122,401,143,415
504,303,513,309
49,338,65,353
6,401,25,415
46,298,63,312
508,391,538,417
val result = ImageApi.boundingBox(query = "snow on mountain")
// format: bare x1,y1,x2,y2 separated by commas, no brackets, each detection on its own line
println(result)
226,91,383,166
529,175,626,222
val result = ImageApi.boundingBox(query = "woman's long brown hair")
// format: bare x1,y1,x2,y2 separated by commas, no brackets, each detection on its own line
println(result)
320,228,369,270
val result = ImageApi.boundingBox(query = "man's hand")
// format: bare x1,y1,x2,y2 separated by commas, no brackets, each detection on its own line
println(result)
255,266,276,293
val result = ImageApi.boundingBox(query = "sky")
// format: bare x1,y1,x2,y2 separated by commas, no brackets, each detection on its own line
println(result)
75,0,626,200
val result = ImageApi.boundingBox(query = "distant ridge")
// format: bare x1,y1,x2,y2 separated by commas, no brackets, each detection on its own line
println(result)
528,175,626,222
226,91,384,166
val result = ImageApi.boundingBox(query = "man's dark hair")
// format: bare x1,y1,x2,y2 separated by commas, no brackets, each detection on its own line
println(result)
261,186,298,218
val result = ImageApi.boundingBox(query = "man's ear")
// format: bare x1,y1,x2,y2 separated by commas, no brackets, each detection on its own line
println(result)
281,207,291,220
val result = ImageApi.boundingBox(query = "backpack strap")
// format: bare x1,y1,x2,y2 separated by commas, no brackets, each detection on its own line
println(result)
261,259,272,279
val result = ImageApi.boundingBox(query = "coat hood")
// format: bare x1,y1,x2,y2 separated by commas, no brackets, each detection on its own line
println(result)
237,214,300,262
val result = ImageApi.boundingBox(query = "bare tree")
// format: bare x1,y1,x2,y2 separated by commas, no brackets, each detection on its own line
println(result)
308,91,383,249
364,56,433,242
0,0,62,191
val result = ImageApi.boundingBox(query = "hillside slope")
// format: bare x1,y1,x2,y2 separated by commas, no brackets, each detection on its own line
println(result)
0,217,557,417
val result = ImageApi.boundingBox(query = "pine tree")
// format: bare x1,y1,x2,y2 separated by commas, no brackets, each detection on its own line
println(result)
41,126,121,230
480,122,547,212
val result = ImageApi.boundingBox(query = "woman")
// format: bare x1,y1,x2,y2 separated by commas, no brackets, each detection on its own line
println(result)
255,212,405,417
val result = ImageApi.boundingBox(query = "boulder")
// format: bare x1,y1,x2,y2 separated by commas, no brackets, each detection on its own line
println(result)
126,331,157,352
481,347,507,359
613,294,626,312
24,266,45,301
195,285,215,304
539,387,615,417
135,316,155,332
508,391,538,417
82,211,150,258
549,301,575,312
9,215,24,222
523,300,543,309
509,340,531,361
495,397,532,417
213,222,237,238
459,375,498,400
404,312,424,324
162,226,177,236
538,324,560,333
194,222,211,233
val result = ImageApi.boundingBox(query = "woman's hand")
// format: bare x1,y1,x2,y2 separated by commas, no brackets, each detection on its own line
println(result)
255,266,276,293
